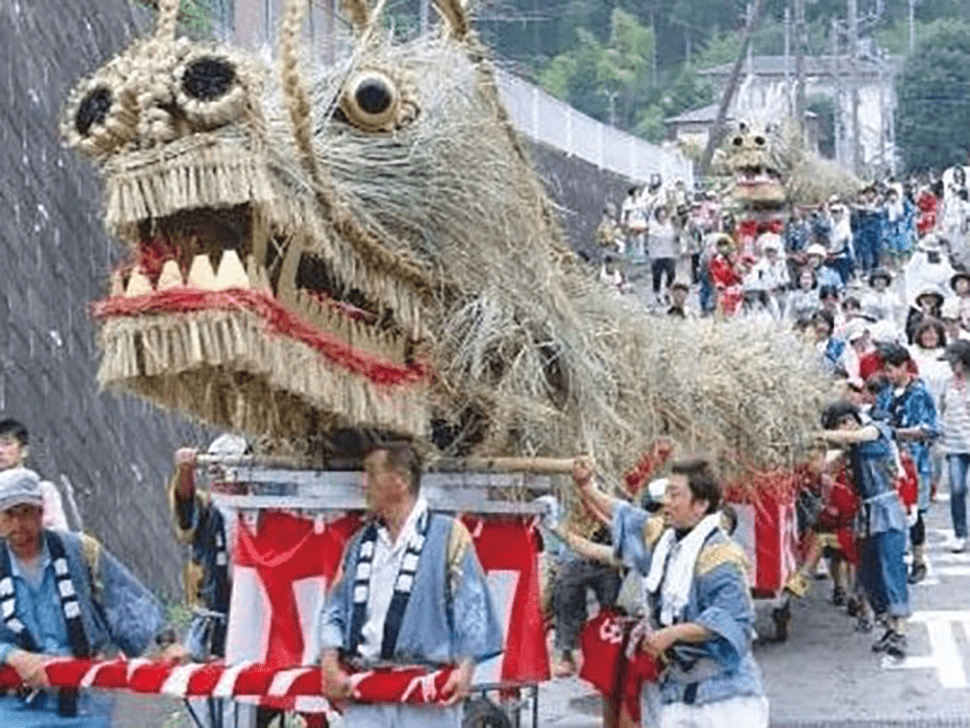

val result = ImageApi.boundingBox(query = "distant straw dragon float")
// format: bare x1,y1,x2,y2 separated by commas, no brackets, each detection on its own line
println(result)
716,115,861,245
62,0,830,489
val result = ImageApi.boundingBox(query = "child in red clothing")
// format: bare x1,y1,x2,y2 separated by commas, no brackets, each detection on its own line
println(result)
708,234,744,317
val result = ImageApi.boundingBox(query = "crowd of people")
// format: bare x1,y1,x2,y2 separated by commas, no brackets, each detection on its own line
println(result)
594,168,970,326
536,165,970,724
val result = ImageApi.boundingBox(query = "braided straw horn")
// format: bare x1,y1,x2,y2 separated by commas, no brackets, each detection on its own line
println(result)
432,0,470,39
154,0,181,42
279,0,320,184
342,0,371,30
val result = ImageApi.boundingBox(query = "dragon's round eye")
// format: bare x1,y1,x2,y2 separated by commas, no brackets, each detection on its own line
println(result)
754,136,766,146
341,72,401,132
732,136,743,146
355,78,393,115
75,87,113,136
182,57,237,101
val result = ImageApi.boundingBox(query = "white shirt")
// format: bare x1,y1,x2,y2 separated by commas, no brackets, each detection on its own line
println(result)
40,480,69,532
358,497,429,660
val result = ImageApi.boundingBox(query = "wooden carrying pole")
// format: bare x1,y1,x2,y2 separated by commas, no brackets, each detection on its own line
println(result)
427,456,584,474
197,453,587,475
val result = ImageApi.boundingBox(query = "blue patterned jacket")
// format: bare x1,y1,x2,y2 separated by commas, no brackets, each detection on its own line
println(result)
611,502,765,707
319,511,503,667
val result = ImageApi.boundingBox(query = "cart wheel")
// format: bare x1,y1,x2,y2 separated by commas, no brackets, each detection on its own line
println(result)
772,601,791,642
463,697,513,728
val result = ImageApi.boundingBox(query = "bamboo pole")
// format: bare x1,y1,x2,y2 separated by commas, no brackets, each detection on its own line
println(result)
427,456,586,474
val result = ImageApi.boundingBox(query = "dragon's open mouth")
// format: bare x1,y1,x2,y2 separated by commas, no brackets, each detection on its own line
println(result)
737,165,783,188
90,200,430,441
735,165,785,206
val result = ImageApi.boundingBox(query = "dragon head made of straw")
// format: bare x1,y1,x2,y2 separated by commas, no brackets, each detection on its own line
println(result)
62,0,566,448
64,0,829,483
721,120,789,208
720,116,862,209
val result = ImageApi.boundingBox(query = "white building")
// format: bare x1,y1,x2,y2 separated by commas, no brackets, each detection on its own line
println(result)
669,54,900,175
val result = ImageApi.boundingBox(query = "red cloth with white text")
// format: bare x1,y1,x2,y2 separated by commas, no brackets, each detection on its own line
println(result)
578,611,663,723
461,516,550,684
227,511,361,712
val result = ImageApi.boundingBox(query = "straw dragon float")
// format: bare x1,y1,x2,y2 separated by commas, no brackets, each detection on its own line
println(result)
62,0,830,493
717,115,861,248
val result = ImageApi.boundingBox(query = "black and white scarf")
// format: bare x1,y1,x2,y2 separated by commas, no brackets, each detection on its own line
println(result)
347,507,432,661
0,531,91,716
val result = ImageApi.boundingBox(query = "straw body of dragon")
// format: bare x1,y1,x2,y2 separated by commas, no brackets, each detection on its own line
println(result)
62,0,830,490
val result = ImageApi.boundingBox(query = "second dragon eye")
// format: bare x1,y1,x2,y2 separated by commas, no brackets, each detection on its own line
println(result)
75,87,113,136
340,71,402,132
182,57,237,101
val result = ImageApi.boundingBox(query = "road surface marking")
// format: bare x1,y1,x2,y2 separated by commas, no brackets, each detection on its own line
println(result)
885,611,970,688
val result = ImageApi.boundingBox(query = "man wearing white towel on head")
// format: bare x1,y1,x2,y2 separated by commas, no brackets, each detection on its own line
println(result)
574,456,768,728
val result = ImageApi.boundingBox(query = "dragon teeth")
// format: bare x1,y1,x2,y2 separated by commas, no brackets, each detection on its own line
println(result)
187,254,218,290
214,250,249,290
157,260,184,289
124,269,152,297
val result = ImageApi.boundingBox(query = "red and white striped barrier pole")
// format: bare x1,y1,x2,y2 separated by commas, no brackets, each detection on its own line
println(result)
0,659,457,704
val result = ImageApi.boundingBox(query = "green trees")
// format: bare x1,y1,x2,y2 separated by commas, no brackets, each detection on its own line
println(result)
539,9,657,128
131,0,222,35
895,19,970,171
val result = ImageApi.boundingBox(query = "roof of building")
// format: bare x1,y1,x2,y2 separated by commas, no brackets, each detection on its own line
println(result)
698,54,901,79
664,103,817,126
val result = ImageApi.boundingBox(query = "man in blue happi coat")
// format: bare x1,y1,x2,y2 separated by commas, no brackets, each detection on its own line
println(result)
574,456,768,728
319,442,504,727
881,344,939,584
0,467,176,727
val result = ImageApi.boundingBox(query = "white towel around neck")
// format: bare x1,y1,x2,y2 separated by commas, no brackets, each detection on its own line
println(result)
644,513,723,626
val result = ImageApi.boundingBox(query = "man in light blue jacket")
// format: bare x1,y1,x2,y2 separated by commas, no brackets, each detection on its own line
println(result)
319,442,504,727
0,467,174,727
574,456,768,728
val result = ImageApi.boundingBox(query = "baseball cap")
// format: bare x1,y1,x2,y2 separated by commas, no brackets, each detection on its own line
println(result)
0,468,44,512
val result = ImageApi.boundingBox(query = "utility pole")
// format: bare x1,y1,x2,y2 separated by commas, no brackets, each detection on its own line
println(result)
878,47,888,176
832,18,843,166
909,0,917,53
784,6,792,113
420,0,430,35
795,0,807,131
699,0,768,176
848,0,862,175
785,6,795,116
